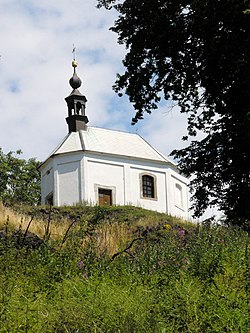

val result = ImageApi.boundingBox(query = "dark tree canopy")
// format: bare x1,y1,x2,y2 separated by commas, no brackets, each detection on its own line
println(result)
0,148,41,206
97,0,250,227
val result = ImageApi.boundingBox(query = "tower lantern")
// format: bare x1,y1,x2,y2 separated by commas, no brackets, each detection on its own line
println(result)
65,55,88,132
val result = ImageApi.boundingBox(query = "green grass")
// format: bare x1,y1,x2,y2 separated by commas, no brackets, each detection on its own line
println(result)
0,204,249,332
14,204,187,226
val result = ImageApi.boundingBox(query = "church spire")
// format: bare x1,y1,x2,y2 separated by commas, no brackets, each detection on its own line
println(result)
65,49,88,133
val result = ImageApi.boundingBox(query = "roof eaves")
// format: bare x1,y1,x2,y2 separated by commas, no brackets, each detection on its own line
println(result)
82,149,172,165
38,133,71,168
136,133,177,166
38,156,52,170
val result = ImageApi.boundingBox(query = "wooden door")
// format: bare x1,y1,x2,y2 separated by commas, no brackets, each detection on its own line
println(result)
98,188,112,206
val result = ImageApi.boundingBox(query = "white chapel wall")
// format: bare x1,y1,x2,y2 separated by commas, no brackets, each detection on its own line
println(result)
53,153,83,206
44,151,189,219
40,159,53,204
83,153,169,214
86,159,125,205
129,166,167,213
168,172,189,219
57,161,80,205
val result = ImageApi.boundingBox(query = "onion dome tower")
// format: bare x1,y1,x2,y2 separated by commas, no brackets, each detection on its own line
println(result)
65,57,88,132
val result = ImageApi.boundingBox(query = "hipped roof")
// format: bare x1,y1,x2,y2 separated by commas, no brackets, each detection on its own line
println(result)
41,126,175,167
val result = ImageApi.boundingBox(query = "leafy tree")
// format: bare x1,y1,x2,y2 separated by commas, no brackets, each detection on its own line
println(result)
97,0,250,226
0,148,40,205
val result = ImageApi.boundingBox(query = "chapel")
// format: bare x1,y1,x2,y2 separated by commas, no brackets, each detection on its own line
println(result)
39,59,189,219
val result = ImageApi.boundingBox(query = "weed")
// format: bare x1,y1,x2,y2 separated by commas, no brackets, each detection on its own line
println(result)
0,204,249,332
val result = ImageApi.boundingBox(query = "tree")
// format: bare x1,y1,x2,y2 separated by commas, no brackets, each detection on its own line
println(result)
97,0,250,227
0,148,41,206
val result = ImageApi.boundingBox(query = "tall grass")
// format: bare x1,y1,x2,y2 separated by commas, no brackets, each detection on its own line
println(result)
0,204,249,332
0,203,71,240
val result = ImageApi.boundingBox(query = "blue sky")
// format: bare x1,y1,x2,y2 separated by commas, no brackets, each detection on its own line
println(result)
0,0,189,162
0,0,220,219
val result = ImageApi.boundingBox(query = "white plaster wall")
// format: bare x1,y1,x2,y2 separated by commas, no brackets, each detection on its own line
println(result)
57,160,81,206
168,173,189,219
129,166,167,213
40,160,53,204
41,151,189,219
83,153,169,214
86,159,125,205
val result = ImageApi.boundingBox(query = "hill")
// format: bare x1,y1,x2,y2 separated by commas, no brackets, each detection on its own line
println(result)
0,204,189,255
0,203,249,332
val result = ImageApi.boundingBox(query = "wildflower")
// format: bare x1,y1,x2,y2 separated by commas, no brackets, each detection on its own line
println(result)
77,260,84,268
77,260,89,278
164,223,172,230
177,226,187,238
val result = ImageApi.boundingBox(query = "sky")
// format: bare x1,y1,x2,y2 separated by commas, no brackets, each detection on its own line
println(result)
0,0,189,161
0,0,219,219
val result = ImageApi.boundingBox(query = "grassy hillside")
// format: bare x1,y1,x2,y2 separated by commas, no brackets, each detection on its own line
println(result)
0,203,249,332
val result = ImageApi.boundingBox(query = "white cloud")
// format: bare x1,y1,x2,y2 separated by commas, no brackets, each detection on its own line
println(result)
0,0,126,159
0,0,219,220
137,106,189,160
0,0,189,162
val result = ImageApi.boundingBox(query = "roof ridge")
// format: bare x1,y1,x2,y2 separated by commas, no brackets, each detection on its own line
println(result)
38,132,71,169
78,130,85,150
88,125,138,136
48,132,71,157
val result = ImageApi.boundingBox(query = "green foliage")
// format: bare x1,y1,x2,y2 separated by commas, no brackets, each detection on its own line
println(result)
0,148,40,205
14,204,182,227
0,209,249,332
96,0,250,225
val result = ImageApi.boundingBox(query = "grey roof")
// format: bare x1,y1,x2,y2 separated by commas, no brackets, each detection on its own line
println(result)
46,126,174,165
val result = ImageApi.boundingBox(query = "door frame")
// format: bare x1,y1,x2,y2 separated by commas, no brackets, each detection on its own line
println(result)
94,184,116,206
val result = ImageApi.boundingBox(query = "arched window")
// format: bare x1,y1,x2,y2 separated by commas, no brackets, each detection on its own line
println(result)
141,174,156,199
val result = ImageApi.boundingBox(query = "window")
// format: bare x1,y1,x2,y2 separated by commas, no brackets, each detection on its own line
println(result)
98,188,112,206
175,183,183,208
141,174,156,199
